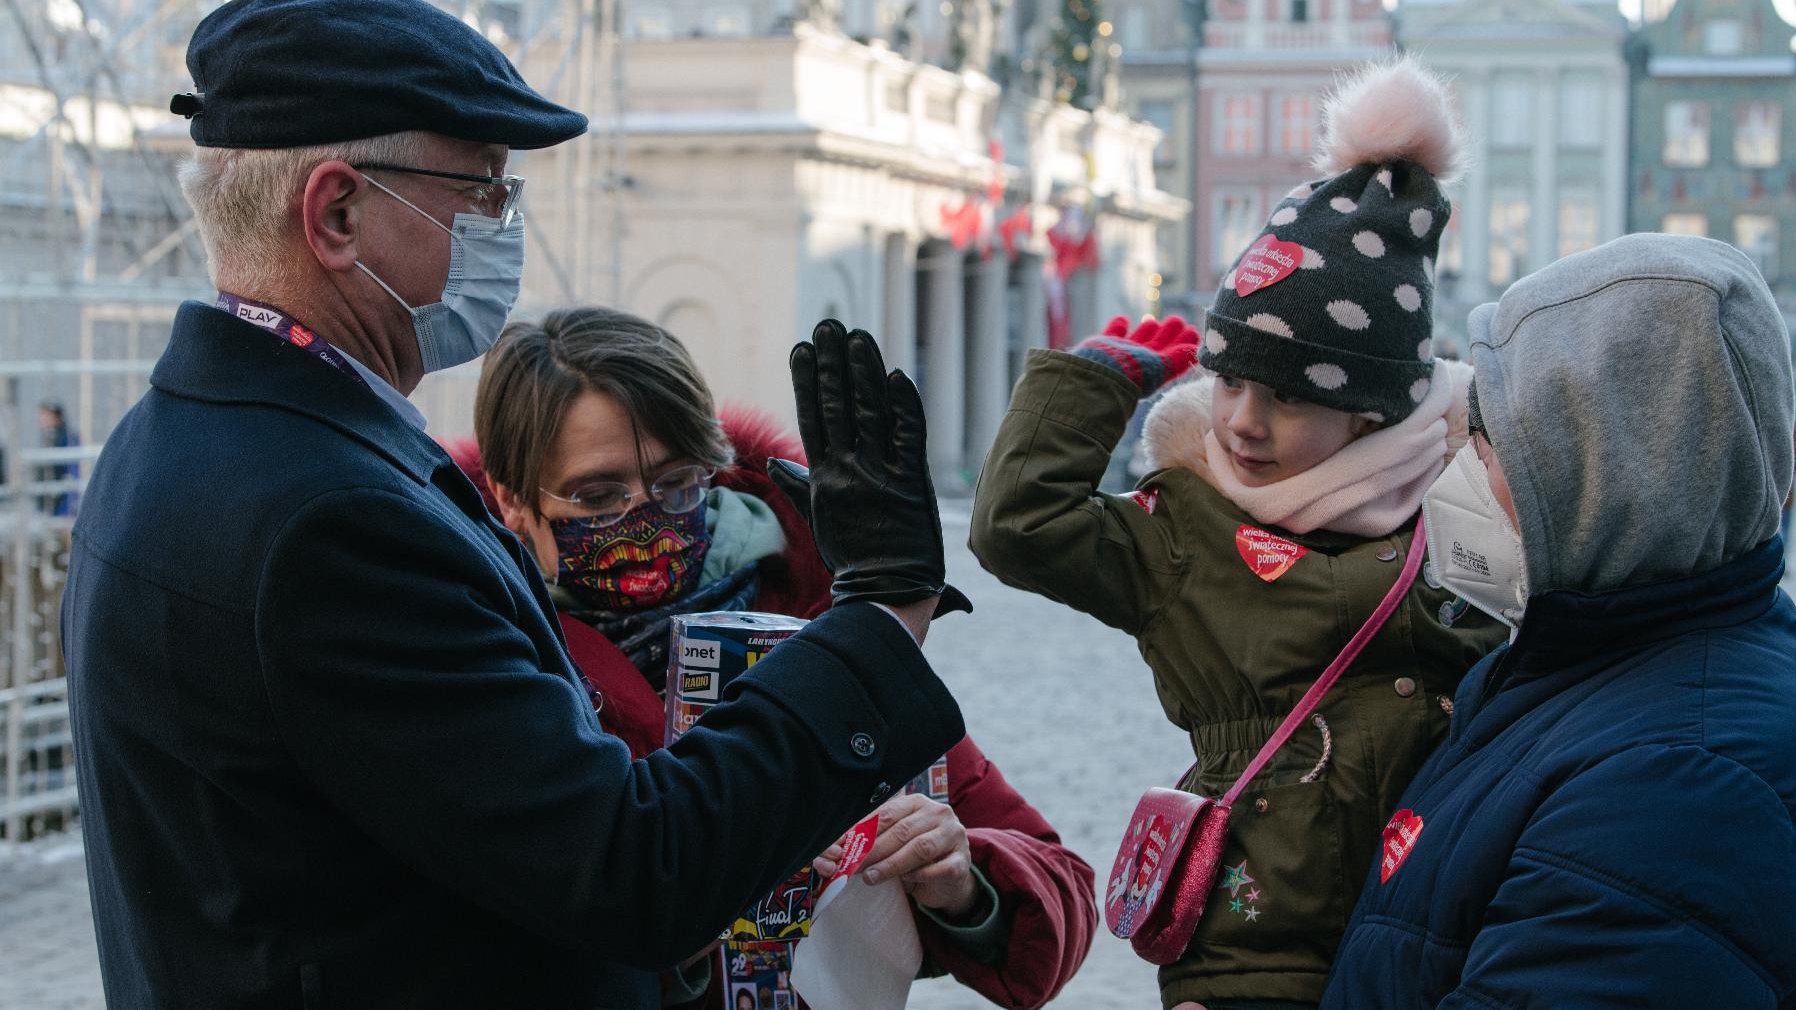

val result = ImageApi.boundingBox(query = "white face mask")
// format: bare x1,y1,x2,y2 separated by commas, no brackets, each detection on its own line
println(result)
355,176,525,373
1422,443,1529,629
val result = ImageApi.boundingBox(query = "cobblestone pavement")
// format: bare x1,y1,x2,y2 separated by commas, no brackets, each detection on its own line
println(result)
5,513,1793,1010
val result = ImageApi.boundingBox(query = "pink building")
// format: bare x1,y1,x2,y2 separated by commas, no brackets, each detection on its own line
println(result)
1192,0,1395,293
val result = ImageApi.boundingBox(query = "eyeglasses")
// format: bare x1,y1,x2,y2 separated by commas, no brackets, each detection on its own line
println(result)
353,162,526,227
540,464,716,526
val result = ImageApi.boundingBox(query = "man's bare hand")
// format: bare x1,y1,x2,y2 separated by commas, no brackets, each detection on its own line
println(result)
813,793,975,917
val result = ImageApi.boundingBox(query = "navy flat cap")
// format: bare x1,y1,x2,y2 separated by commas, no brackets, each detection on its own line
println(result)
174,0,587,150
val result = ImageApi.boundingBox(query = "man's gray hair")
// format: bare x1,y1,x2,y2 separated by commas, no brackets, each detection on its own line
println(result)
178,131,428,288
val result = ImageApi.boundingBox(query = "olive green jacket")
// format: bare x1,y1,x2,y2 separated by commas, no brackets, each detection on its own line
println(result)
969,350,1508,1007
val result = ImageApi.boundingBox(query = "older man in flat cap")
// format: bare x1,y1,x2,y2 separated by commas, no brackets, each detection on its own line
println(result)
62,2,966,1007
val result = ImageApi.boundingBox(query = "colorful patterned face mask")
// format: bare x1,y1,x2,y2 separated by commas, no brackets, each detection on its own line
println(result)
550,499,712,612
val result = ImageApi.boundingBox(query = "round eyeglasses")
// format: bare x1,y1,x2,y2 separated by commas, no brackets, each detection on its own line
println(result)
540,464,716,526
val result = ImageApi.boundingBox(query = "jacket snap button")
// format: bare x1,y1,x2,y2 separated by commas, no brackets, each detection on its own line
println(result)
1376,546,1399,563
1255,797,1270,813
850,733,876,758
1394,677,1418,698
869,781,893,804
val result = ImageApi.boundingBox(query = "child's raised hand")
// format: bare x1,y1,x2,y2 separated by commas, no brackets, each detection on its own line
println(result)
1072,314,1200,396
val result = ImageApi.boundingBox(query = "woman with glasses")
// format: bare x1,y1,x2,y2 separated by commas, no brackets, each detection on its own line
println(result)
450,306,1095,1009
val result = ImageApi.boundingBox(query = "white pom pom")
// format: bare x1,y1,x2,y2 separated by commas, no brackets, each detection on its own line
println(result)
1315,56,1464,181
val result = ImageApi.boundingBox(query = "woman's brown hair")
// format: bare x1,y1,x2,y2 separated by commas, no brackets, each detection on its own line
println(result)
475,306,734,514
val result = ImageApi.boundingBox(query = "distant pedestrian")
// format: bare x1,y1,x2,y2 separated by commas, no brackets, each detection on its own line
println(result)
971,59,1508,1010
36,400,79,516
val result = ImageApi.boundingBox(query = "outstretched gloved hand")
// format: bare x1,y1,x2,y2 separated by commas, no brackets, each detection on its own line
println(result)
1071,314,1201,396
767,320,973,617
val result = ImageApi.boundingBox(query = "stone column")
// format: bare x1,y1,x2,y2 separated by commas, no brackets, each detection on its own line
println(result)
1462,68,1493,305
881,233,919,377
1532,70,1560,274
1603,70,1629,243
1014,252,1049,376
918,240,968,484
963,250,1011,474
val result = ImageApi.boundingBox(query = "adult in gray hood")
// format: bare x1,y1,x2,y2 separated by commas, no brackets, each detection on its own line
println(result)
1321,233,1796,1009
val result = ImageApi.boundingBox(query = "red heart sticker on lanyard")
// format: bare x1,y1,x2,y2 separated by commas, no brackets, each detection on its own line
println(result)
1380,808,1425,883
1234,236,1304,298
1236,525,1308,583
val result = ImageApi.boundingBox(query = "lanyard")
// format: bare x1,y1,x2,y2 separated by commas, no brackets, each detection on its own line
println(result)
215,293,368,389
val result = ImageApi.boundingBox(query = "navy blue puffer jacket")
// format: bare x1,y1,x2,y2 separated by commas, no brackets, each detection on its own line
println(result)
1322,538,1796,1009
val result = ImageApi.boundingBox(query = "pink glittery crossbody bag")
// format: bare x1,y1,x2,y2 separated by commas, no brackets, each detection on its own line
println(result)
1103,517,1428,965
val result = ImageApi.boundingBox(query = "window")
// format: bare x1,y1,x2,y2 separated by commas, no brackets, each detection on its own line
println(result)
1489,193,1531,288
628,12,672,38
1437,207,1464,280
1214,190,1265,277
1663,102,1710,167
1660,213,1708,237
1274,94,1316,158
1705,19,1744,55
1290,0,1310,22
1122,6,1150,50
1215,93,1263,157
1736,102,1781,168
1557,78,1603,150
703,6,750,35
1557,191,1600,260
1138,100,1178,167
1491,77,1533,148
1735,215,1778,280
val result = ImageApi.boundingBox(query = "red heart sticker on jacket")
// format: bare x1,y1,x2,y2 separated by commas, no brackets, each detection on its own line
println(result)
1234,236,1304,298
1380,808,1425,883
1236,525,1308,583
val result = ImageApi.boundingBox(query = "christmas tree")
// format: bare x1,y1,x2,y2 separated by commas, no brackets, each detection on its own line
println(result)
1047,0,1108,108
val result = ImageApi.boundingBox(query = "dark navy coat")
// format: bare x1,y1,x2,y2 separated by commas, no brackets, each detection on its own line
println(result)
1322,539,1796,1009
63,302,965,1009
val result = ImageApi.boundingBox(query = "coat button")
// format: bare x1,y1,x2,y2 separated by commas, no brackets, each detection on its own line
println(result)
1394,676,1418,698
869,781,893,804
850,733,876,758
1376,545,1400,562
1255,797,1270,813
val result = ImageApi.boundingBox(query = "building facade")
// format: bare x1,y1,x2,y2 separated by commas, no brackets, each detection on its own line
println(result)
515,11,1185,483
1190,0,1396,306
1400,0,1631,354
1628,0,1796,324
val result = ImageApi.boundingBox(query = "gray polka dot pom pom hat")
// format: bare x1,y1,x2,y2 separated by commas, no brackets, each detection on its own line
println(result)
1200,57,1464,423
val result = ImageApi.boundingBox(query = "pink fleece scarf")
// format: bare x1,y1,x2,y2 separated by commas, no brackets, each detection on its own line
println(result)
1141,359,1472,537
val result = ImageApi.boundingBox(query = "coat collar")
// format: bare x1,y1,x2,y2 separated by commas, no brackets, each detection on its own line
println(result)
1452,537,1788,737
152,301,442,485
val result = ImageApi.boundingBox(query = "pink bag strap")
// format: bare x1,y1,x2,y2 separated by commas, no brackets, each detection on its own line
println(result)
1219,516,1428,808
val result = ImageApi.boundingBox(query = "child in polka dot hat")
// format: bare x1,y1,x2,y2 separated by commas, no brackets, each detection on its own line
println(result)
969,58,1507,1010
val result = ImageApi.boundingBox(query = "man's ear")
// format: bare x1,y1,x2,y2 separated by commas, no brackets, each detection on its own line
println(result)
300,160,365,274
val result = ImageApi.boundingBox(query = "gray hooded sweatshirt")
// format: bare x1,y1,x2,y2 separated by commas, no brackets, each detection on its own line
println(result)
1467,233,1794,596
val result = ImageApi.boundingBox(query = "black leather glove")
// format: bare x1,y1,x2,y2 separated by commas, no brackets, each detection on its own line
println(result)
767,319,973,617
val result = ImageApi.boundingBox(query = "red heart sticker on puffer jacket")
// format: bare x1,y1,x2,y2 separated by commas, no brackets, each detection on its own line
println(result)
1380,808,1425,883
1236,525,1308,583
1234,236,1304,297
